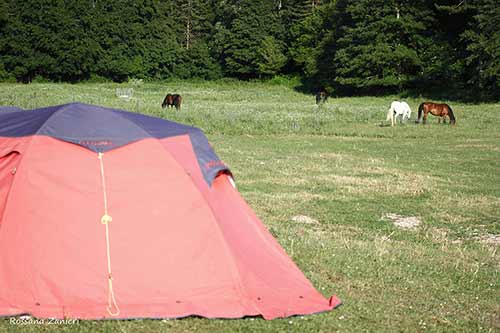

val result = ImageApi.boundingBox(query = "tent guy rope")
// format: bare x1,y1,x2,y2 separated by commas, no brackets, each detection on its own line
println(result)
98,152,120,317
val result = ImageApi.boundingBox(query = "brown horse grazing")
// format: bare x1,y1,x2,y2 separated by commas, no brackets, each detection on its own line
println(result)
161,94,182,110
416,102,456,125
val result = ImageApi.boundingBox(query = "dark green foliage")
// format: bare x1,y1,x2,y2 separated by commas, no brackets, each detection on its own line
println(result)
0,0,205,82
4,1,107,81
286,1,332,75
0,0,497,99
293,0,498,99
172,42,222,79
314,0,435,94
462,0,500,99
214,0,286,78
90,0,178,81
173,0,214,49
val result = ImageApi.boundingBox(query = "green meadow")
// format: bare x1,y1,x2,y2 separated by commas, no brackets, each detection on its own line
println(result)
1,81,499,332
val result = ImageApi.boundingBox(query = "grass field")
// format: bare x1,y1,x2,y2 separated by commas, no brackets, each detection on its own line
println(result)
0,81,499,332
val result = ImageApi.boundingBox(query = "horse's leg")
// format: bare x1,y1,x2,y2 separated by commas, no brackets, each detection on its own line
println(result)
394,110,400,126
386,108,392,125
423,112,427,124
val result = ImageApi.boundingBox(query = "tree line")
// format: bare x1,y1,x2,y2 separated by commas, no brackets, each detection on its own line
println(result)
0,0,498,100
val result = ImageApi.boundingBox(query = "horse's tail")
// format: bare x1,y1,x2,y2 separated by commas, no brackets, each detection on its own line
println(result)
447,104,456,125
386,106,393,122
416,103,424,123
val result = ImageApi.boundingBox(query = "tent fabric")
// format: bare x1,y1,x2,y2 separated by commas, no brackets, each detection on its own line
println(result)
0,103,228,185
0,106,23,113
0,103,340,320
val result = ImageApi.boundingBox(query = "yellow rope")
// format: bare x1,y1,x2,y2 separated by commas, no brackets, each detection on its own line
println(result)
98,152,120,317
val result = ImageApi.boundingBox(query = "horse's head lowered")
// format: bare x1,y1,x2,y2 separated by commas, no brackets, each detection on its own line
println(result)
162,94,182,110
316,89,328,105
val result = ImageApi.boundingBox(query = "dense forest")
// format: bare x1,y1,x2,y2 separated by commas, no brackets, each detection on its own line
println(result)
0,0,498,99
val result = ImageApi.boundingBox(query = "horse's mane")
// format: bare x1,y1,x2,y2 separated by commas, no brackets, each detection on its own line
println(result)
445,103,456,124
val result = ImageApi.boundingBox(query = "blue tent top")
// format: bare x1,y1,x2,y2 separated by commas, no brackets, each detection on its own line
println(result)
0,106,23,113
0,102,229,185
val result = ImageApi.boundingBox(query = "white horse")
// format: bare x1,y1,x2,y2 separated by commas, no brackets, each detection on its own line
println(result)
386,101,412,126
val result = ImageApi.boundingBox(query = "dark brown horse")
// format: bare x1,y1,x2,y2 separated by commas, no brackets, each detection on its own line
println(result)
315,88,328,105
161,94,182,110
416,102,456,125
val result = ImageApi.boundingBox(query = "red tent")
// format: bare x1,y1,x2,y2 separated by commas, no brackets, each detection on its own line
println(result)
0,103,340,320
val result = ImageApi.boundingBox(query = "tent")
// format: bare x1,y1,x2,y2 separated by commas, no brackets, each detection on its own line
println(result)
0,103,340,320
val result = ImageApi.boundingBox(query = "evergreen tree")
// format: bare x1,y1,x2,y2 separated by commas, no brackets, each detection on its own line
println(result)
221,0,286,78
91,0,178,81
280,0,327,33
287,1,332,76
171,0,221,79
172,42,222,79
1,1,97,82
316,0,436,94
51,1,101,81
0,0,12,80
415,0,474,94
0,0,496,100
91,0,147,81
174,0,214,49
138,1,179,80
462,0,500,99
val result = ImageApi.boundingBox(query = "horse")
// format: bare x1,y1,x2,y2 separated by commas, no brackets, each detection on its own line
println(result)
315,88,328,105
415,102,455,125
161,94,182,110
386,101,412,126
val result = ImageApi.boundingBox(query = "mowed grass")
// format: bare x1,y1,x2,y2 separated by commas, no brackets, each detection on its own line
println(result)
0,81,499,332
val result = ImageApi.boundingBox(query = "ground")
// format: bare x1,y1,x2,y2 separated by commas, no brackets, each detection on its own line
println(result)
0,80,498,332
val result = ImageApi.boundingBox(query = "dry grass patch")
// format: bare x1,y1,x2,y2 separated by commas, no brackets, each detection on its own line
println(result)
430,194,500,225
314,170,433,196
455,143,500,152
258,191,327,202
426,227,452,244
473,234,500,246
432,211,472,225
372,234,398,257
238,176,309,186
290,215,320,225
383,213,422,230
455,194,500,210
313,152,348,160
